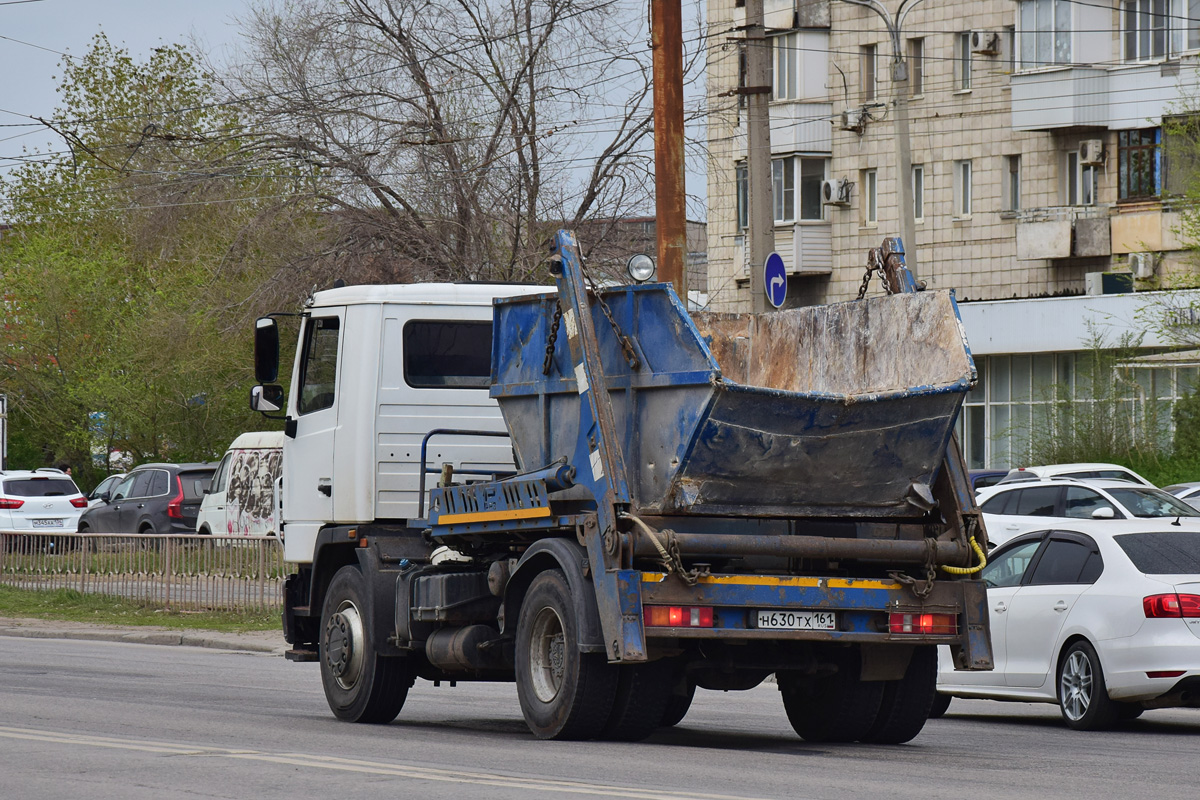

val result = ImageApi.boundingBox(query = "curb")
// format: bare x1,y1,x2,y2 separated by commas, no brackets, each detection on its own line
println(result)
0,624,287,656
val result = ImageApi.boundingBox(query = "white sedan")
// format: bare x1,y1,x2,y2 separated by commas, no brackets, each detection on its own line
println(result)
935,519,1200,730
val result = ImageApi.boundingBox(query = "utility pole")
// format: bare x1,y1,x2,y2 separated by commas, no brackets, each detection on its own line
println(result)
744,0,774,312
652,0,687,300
840,0,925,274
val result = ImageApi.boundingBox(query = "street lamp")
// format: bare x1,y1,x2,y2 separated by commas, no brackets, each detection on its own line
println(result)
839,0,928,274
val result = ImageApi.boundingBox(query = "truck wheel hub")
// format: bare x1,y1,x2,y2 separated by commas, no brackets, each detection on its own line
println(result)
324,601,365,689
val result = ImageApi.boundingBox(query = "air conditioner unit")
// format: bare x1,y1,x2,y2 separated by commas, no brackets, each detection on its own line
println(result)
839,108,864,132
1079,139,1105,166
971,30,1002,55
1130,252,1158,279
821,178,851,206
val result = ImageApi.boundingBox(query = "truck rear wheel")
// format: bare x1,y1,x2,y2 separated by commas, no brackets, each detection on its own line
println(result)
515,569,617,740
778,647,884,743
860,645,937,743
320,565,412,724
660,677,696,728
600,661,672,741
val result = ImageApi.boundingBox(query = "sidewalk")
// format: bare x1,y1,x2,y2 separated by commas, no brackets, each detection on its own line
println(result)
0,616,288,655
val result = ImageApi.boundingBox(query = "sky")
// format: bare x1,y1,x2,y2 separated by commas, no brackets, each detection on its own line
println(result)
0,0,252,169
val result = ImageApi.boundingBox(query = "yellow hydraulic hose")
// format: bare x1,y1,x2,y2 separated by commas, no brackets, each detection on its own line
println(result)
939,535,987,575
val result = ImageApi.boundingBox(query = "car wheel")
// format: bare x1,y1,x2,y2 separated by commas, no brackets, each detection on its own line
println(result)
515,569,617,740
320,565,413,723
1058,640,1119,731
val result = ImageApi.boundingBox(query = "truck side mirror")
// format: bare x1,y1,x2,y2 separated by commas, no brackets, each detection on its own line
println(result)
251,384,285,413
255,317,280,383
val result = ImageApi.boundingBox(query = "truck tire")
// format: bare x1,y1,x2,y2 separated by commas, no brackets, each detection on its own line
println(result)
320,565,412,724
515,569,617,740
928,692,952,719
778,647,884,743
660,678,696,728
600,661,672,741
860,645,937,744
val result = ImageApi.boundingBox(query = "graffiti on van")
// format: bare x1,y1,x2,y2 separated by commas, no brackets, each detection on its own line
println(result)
225,448,282,535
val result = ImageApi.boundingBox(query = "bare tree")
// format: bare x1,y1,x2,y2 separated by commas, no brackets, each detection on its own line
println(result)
223,0,666,282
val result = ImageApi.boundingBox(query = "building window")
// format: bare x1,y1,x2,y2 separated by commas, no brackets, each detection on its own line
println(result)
861,44,877,102
1123,0,1170,62
773,157,795,222
957,32,973,89
735,163,748,229
773,32,799,100
799,158,827,221
737,42,748,110
862,168,878,225
1018,0,1072,69
1118,128,1161,200
907,38,924,95
1065,152,1098,205
1005,155,1022,211
912,164,925,221
1164,113,1200,194
954,160,973,217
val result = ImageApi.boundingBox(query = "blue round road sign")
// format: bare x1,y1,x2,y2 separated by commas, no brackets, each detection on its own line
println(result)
763,252,787,309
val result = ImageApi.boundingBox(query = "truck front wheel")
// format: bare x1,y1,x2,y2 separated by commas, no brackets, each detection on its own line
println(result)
320,565,412,724
515,569,617,740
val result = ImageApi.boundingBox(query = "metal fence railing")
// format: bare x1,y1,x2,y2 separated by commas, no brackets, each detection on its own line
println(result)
0,533,287,613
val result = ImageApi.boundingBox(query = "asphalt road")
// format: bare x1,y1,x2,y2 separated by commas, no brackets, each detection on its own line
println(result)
1,637,1197,800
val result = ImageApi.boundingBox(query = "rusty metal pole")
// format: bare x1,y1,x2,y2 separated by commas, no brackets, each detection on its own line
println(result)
652,0,687,300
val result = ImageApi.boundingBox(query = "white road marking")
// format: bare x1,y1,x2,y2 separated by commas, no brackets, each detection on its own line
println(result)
0,725,778,800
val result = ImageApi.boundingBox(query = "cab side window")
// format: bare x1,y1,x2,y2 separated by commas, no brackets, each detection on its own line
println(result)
298,317,340,415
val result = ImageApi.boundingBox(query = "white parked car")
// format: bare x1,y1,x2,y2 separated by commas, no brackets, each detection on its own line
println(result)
978,478,1200,548
197,431,283,537
0,469,88,548
935,519,1200,730
997,462,1154,487
1164,482,1200,512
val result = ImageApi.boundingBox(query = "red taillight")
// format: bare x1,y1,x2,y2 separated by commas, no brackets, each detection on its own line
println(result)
0,498,24,509
889,612,958,635
1143,593,1200,618
167,476,185,519
69,496,88,508
643,605,714,628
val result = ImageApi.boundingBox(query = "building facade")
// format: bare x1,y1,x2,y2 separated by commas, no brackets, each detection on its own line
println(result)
706,0,1200,468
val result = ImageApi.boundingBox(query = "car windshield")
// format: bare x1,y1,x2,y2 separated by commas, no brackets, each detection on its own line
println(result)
3,478,79,497
1107,488,1199,518
1115,531,1200,574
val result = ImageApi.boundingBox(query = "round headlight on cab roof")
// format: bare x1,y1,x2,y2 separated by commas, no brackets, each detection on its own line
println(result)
626,253,655,283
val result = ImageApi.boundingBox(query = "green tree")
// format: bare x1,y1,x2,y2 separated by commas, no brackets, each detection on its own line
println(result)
0,35,316,483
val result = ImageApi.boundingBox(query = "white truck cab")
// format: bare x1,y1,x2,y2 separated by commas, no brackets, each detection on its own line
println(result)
265,283,546,563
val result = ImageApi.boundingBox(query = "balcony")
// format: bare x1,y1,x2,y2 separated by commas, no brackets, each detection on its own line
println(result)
1012,60,1192,132
1014,207,1111,260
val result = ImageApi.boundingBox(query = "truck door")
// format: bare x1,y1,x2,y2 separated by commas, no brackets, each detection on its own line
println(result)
285,312,344,540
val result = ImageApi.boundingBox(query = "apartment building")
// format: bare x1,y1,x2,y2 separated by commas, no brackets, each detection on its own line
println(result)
705,0,1200,468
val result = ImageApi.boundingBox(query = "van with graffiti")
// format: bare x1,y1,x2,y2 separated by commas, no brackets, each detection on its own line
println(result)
197,431,283,537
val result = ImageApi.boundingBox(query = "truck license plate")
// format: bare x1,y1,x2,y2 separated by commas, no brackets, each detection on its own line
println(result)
756,610,836,631
32,518,64,528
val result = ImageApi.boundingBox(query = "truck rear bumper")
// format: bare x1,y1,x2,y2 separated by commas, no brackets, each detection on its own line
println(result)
624,571,992,669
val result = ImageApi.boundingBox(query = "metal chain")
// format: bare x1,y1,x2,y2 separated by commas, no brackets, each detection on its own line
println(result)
856,249,894,300
542,301,563,375
577,258,641,371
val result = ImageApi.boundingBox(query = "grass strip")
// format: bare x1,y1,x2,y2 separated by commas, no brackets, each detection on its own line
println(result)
0,584,279,633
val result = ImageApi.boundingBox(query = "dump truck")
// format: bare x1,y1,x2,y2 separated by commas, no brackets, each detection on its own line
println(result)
250,230,992,743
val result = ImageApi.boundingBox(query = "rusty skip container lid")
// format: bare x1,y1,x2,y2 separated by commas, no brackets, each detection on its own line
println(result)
491,284,976,519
